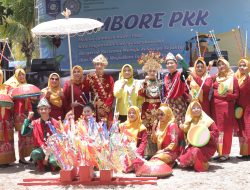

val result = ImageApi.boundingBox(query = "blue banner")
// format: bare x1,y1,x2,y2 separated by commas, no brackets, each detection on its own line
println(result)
38,0,250,69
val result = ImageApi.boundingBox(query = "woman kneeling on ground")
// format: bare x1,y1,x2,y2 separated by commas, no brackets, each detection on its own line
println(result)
179,100,219,172
150,105,185,167
119,106,147,173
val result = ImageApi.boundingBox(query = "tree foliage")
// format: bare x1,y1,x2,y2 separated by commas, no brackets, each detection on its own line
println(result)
0,0,35,72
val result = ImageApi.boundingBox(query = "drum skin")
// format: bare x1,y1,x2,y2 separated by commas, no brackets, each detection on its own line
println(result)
0,94,13,107
235,106,243,119
11,84,41,99
218,83,228,96
187,126,210,147
136,159,173,178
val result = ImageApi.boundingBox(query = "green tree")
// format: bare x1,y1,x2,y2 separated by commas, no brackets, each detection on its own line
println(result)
0,2,13,25
0,0,35,72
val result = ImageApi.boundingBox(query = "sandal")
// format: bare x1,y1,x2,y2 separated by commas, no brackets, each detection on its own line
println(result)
212,155,221,160
19,159,30,165
236,155,249,160
217,156,230,162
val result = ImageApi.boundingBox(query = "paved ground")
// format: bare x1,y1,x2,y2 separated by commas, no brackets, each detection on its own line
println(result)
0,133,249,190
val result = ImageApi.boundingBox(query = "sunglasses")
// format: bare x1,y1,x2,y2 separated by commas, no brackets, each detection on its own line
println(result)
50,77,59,81
157,113,164,116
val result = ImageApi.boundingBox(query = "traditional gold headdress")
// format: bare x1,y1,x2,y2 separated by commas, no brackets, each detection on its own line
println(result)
138,51,163,72
92,54,108,66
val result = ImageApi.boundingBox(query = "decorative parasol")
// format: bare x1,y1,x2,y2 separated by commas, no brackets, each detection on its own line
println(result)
31,8,103,109
11,84,41,99
0,94,13,107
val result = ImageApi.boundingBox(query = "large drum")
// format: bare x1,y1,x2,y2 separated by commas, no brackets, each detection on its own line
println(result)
0,94,13,107
218,83,228,96
187,126,210,147
235,106,243,119
11,84,41,99
136,159,173,178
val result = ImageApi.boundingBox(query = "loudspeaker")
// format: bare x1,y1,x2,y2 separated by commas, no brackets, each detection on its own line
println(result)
31,58,60,72
204,51,228,65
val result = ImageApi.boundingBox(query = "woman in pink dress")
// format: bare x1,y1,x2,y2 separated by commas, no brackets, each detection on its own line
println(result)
0,69,16,167
63,65,86,120
187,57,213,116
179,100,219,172
235,58,250,159
211,57,239,162
4,68,33,164
119,106,147,173
151,105,184,167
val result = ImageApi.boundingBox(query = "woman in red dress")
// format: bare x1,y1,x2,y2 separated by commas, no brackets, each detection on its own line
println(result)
0,70,16,166
63,65,85,120
137,51,164,159
235,58,250,159
179,100,219,172
119,106,147,173
187,58,213,116
84,54,114,125
164,53,190,125
151,105,184,167
4,68,33,164
42,73,65,120
211,57,239,162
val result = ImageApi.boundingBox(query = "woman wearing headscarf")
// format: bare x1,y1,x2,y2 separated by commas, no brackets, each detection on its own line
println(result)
187,58,213,116
137,51,164,159
179,100,218,172
235,58,250,159
211,57,239,162
119,106,147,173
42,73,65,120
63,65,86,120
0,70,15,167
164,53,190,125
151,105,184,167
4,68,33,164
114,64,142,122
